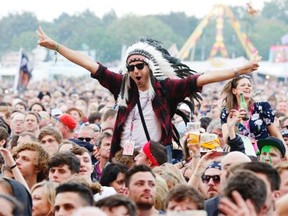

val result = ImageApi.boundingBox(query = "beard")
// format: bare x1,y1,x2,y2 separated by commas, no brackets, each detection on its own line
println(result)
136,196,154,210
136,202,154,210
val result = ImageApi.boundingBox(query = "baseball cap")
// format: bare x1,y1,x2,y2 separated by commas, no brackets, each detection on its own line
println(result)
51,108,63,117
55,113,77,130
257,136,286,158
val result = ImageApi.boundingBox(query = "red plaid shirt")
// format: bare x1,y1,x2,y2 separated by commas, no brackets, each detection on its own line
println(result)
91,64,202,157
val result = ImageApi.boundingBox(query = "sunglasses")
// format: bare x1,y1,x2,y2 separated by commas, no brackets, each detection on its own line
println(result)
201,175,221,184
127,63,146,72
78,137,92,142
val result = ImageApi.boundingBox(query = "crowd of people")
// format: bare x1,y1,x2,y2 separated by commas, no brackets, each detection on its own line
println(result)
0,27,288,216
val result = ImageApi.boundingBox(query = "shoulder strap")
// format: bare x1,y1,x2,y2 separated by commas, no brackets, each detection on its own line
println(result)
137,100,151,142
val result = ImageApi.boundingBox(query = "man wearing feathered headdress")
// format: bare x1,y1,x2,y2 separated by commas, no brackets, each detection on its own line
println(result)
37,27,260,161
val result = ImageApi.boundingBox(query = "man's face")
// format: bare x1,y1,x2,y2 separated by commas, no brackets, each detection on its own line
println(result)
11,113,25,135
99,136,112,159
167,198,198,211
127,171,156,210
201,168,221,199
40,135,60,155
75,152,93,178
260,145,282,166
127,58,150,91
54,192,86,216
279,170,288,196
24,114,39,133
78,128,95,144
15,150,39,178
48,164,74,184
134,149,150,166
255,173,274,213
220,152,251,185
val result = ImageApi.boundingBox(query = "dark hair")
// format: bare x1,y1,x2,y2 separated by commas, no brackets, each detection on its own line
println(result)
0,116,11,135
0,193,24,215
149,141,168,165
165,184,204,210
48,152,80,174
8,134,19,150
56,182,94,206
237,162,280,191
15,101,27,110
125,164,155,187
100,163,128,186
0,126,9,148
200,116,212,131
95,194,137,216
223,170,266,214
88,112,102,124
29,102,46,112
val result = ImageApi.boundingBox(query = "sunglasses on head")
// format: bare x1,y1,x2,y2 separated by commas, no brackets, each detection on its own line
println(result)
78,137,92,142
127,63,146,72
201,175,221,184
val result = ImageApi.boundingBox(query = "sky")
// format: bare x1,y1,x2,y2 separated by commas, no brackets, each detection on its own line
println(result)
0,0,269,21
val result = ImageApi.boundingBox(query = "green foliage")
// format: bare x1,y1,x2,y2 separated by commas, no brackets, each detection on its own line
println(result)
0,4,287,62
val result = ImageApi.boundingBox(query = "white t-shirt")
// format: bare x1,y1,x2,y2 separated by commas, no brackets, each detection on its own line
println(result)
120,90,162,150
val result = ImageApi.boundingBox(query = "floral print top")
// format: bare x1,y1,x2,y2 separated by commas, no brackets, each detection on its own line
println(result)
220,102,275,140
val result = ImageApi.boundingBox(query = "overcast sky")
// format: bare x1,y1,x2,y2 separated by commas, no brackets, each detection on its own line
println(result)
0,0,268,21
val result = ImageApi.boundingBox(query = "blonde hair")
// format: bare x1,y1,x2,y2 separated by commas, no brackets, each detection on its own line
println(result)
154,174,169,211
31,181,56,216
153,163,186,189
276,161,288,175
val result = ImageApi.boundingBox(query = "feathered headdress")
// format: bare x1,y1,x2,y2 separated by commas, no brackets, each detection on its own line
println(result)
117,38,201,107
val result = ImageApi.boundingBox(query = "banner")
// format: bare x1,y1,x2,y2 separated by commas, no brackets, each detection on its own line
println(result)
14,49,33,93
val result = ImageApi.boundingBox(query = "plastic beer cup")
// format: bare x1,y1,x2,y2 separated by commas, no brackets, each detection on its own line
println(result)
187,122,201,145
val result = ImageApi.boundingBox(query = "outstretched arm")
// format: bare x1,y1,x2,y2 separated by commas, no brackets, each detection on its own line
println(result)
37,26,99,74
196,55,261,87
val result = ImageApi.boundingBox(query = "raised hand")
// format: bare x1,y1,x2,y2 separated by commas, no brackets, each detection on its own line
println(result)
219,191,258,216
36,26,57,50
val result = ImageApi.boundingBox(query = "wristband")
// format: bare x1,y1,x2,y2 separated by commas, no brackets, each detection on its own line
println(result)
54,43,59,52
10,164,17,169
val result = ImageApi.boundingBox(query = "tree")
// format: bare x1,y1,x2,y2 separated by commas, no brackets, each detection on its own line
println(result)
262,0,288,23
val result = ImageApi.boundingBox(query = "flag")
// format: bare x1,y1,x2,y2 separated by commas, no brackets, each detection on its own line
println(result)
14,49,33,93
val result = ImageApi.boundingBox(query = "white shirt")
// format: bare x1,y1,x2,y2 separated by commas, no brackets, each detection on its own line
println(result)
120,90,162,150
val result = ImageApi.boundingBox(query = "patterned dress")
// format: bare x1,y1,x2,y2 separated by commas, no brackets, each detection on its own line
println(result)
220,101,275,140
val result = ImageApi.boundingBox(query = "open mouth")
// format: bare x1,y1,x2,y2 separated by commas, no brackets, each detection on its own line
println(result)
135,76,141,81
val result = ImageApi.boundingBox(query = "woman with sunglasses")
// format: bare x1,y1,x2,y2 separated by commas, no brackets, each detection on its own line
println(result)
37,27,260,162
220,75,283,153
